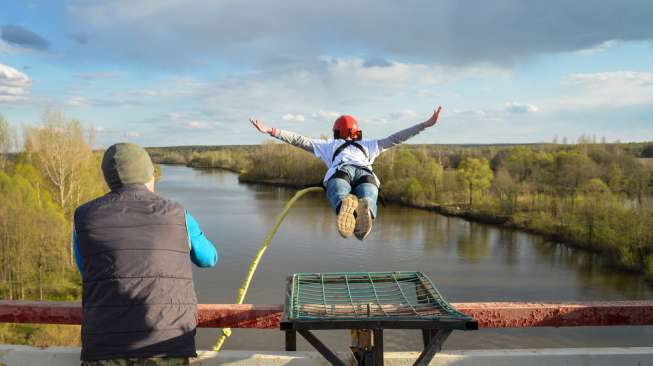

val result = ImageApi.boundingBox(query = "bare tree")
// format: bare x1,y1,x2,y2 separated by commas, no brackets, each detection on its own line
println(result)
0,114,13,170
23,108,94,216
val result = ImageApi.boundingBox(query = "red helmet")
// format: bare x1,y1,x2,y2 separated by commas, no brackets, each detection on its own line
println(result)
332,115,362,140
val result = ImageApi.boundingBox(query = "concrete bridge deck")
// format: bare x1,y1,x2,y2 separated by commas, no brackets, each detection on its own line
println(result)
0,345,652,366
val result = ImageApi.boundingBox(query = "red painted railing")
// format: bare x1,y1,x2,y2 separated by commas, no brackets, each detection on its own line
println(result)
1,300,652,329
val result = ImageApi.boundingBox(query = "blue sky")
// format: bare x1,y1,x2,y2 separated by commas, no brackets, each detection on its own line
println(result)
1,0,652,147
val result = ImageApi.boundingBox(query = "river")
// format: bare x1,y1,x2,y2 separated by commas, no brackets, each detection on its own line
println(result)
156,165,653,351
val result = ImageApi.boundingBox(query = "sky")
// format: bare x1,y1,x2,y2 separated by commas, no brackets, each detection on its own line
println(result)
1,0,652,148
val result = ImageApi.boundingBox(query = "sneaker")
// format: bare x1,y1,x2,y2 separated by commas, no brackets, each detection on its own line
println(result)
336,194,358,238
354,199,373,241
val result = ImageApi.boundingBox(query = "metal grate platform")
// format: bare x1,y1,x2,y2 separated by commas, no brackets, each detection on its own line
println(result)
288,271,472,324
281,272,477,366
285,272,477,329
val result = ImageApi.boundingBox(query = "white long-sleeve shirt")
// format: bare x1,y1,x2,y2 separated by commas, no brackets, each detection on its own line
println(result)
269,121,429,185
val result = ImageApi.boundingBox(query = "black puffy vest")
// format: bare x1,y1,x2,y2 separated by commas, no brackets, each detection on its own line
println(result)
74,185,197,361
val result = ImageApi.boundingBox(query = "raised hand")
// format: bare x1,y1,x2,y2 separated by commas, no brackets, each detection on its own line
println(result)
423,106,443,128
249,118,272,134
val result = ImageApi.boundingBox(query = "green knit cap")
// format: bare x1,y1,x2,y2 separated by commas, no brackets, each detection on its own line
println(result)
101,142,154,189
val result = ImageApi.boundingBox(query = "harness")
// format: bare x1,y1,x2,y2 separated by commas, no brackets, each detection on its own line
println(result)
327,140,386,207
329,141,373,185
302,140,386,206
331,140,368,163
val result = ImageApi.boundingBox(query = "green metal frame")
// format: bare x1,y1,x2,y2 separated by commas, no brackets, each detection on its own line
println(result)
288,271,472,322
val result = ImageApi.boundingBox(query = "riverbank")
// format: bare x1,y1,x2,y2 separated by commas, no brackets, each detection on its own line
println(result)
149,141,653,277
201,168,652,280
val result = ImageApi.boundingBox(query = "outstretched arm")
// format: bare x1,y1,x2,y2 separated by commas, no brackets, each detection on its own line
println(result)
249,118,315,153
377,106,442,151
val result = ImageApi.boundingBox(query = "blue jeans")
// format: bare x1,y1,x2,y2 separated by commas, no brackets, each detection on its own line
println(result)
326,165,378,218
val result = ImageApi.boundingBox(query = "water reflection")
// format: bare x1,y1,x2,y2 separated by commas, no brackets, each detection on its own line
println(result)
494,230,517,266
456,222,492,263
157,166,653,351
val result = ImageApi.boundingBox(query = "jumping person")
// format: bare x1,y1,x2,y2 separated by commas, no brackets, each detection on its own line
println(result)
249,106,442,240
73,142,218,366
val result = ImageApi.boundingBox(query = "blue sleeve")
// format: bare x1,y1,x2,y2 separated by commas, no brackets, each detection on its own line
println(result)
72,229,83,277
186,210,218,267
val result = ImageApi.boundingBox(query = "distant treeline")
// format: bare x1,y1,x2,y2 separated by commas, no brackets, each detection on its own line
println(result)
149,139,653,275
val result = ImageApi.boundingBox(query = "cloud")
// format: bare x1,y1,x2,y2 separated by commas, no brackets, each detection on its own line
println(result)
65,95,143,108
66,33,88,45
65,0,653,67
316,110,341,120
0,40,22,54
281,113,305,122
575,40,621,55
363,58,393,68
196,56,490,128
319,57,501,88
185,120,216,129
0,63,31,102
389,109,419,121
75,70,125,80
66,97,88,107
504,102,540,114
1,25,50,51
563,71,653,87
553,71,653,109
142,111,222,131
124,131,141,137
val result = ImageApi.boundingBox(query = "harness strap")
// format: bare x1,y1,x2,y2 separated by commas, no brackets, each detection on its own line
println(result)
331,141,368,164
325,168,386,208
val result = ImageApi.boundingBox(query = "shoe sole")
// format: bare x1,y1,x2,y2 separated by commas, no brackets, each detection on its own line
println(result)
337,194,358,238
354,199,373,241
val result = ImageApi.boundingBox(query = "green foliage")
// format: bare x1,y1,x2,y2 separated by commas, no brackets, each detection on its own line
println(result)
156,141,653,275
0,169,69,300
0,112,108,347
0,323,80,347
240,142,325,186
641,144,653,158
457,157,493,207
0,113,13,170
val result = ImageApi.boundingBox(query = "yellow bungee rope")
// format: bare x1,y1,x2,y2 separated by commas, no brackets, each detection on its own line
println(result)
212,186,324,352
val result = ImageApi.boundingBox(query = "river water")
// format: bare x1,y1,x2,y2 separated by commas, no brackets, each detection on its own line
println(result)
157,165,653,351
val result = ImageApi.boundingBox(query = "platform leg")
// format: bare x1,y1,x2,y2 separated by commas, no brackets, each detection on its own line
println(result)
421,329,432,348
373,328,384,366
298,329,347,366
413,329,451,366
285,330,297,351
350,329,372,365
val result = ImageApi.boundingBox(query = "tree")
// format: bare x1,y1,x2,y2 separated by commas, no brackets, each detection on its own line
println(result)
622,158,652,207
551,149,595,207
493,168,519,214
641,144,653,158
578,179,611,246
0,114,13,171
23,109,95,216
0,169,68,300
457,157,493,208
425,160,443,200
503,147,535,182
606,164,624,194
405,177,423,203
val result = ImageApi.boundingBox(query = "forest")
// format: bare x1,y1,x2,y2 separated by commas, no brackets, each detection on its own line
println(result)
0,110,106,346
149,138,653,275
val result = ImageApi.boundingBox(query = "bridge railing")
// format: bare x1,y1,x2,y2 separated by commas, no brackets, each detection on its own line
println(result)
1,300,652,329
